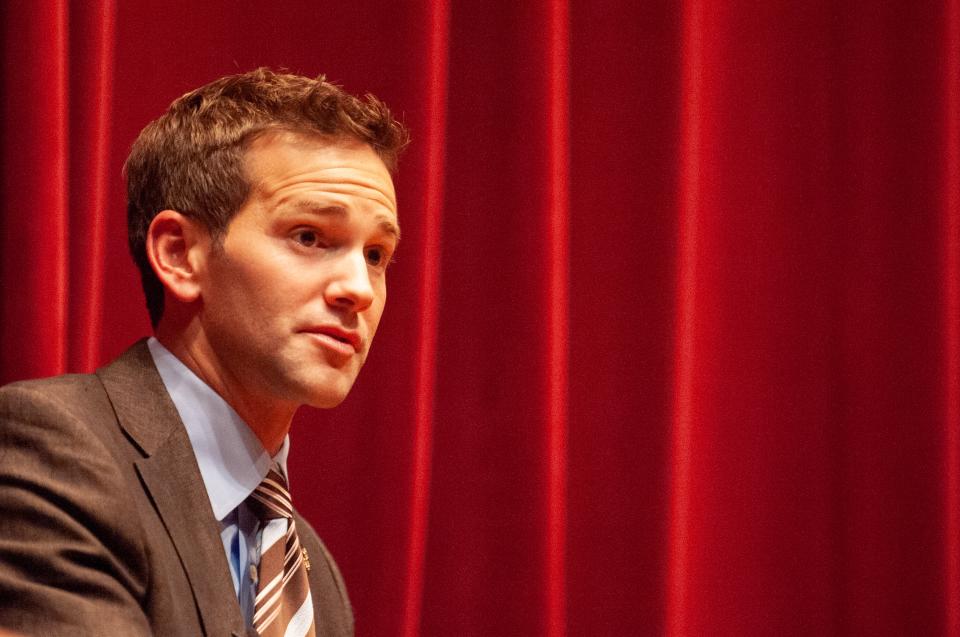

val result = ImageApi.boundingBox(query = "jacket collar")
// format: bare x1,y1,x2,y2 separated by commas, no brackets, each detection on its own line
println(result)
96,339,248,637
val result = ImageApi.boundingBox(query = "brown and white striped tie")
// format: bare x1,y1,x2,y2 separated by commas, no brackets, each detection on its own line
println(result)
247,468,315,637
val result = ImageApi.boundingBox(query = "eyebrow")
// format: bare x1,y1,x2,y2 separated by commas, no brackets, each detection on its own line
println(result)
288,201,401,242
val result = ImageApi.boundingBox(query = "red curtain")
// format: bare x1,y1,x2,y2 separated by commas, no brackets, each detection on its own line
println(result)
2,1,959,635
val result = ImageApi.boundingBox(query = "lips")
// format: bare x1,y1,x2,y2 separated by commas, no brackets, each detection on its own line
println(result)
303,325,362,353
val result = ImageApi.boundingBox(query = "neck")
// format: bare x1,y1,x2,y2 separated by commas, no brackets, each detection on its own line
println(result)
155,322,296,456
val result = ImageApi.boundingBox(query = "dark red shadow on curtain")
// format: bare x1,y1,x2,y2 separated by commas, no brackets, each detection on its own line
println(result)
2,1,959,635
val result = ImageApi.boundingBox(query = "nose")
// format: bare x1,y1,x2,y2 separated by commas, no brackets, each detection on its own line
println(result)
325,249,375,312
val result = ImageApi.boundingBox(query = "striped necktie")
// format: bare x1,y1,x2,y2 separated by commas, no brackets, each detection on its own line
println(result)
247,468,316,637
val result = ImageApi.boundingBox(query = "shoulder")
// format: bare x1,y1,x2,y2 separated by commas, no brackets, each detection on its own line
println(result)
0,373,124,467
0,372,137,534
0,373,119,459
0,373,111,424
0,373,152,634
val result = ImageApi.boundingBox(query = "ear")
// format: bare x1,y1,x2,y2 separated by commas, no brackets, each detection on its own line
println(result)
145,210,208,303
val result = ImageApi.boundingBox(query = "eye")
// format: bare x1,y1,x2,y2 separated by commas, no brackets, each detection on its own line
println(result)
366,246,390,268
294,230,322,248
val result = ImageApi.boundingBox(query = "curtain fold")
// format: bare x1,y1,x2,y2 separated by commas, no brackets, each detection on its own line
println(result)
67,0,114,373
0,0,115,383
544,2,570,636
942,2,960,635
1,0,69,381
401,1,449,636
1,2,958,635
667,0,702,632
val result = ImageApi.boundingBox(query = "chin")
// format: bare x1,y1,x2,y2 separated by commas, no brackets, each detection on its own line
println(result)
277,360,360,409
296,376,355,409
304,392,349,409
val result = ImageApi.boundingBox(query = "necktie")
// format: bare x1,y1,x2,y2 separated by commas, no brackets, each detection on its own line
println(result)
247,468,316,637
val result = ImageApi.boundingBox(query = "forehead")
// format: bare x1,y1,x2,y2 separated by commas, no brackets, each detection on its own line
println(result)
243,130,398,215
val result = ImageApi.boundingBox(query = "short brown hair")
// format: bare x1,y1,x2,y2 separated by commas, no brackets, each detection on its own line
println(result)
125,68,409,326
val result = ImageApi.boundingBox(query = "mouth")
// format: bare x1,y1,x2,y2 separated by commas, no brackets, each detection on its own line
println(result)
302,326,362,355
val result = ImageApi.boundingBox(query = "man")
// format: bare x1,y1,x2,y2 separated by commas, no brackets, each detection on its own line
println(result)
0,68,408,636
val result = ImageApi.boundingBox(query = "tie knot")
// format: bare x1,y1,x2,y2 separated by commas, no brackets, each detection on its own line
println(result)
247,468,293,521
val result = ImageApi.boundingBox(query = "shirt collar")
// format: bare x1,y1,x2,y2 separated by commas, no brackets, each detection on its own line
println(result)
147,337,289,521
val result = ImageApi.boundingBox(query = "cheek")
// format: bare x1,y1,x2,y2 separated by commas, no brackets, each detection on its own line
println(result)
205,260,290,327
365,294,388,334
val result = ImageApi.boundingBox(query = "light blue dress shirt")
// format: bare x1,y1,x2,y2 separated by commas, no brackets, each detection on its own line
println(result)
147,337,289,625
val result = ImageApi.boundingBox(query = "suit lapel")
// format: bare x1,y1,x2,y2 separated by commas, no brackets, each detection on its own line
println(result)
98,340,246,637
134,435,244,637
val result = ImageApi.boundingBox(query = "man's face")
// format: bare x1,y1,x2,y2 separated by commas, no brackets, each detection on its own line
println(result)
196,131,398,409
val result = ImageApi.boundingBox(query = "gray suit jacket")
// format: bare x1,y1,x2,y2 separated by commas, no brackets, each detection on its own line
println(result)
0,340,354,636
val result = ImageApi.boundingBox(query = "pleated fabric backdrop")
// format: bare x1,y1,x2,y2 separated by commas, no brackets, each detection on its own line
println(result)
1,1,959,635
